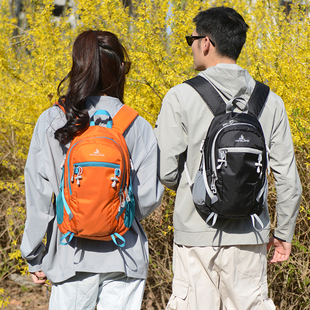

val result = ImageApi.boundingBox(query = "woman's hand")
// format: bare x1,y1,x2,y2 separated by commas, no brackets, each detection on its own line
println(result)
30,271,47,285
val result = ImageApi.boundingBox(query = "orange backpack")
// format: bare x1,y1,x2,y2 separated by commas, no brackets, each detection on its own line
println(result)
55,104,138,247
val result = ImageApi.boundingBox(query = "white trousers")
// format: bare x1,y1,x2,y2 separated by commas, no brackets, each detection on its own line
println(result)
166,243,276,310
49,272,145,310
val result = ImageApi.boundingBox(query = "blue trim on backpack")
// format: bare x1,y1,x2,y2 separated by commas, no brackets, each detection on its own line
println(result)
111,233,126,247
60,231,75,245
67,137,125,196
56,167,65,225
56,167,73,224
124,177,135,228
89,110,113,128
61,188,73,220
55,106,137,247
74,162,120,169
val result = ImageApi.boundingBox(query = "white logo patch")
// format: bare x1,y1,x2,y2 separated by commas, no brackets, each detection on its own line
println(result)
90,149,105,156
235,135,249,143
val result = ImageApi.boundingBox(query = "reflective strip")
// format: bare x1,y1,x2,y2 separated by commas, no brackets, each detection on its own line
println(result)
202,151,218,204
218,147,262,155
256,178,268,202
211,122,257,180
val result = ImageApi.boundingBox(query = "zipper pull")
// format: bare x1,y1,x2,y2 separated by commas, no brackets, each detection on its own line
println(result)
118,193,125,213
74,166,83,186
255,153,263,174
111,177,118,188
200,139,205,152
71,166,78,183
211,174,217,194
111,168,121,188
125,187,131,202
217,149,227,169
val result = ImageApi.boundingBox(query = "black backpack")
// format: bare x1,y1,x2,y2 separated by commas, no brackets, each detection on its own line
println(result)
184,76,270,229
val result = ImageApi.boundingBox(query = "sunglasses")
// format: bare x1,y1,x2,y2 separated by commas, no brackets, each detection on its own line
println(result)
185,35,216,47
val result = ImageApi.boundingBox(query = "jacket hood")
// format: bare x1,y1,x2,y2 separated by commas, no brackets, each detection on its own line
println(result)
199,64,256,112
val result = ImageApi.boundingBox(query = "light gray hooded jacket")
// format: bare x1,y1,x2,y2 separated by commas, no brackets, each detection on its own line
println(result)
20,96,164,283
155,64,301,247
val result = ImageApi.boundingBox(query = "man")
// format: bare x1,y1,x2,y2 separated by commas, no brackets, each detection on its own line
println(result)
154,7,302,310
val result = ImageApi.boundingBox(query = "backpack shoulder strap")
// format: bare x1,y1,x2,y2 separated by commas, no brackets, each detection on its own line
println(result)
54,101,66,114
112,105,139,134
247,81,270,118
184,76,226,116
185,77,270,118
54,101,138,134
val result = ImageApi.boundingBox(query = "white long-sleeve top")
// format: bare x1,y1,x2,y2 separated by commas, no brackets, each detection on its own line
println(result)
155,64,301,246
20,96,164,283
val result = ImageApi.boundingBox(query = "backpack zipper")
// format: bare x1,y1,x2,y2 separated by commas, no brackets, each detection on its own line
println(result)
72,162,121,187
217,147,263,172
211,122,259,182
66,137,127,195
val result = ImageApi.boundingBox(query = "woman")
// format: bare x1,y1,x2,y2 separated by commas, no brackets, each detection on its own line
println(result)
20,30,164,310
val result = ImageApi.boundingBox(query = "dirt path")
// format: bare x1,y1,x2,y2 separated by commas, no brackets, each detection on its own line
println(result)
0,278,49,309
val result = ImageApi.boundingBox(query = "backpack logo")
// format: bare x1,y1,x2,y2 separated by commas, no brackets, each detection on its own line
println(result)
90,148,105,157
235,135,249,143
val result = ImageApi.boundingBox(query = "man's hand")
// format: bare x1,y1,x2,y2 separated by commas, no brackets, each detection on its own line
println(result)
30,271,47,285
267,236,292,264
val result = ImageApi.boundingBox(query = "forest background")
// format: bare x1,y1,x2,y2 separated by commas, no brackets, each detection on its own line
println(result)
0,0,309,309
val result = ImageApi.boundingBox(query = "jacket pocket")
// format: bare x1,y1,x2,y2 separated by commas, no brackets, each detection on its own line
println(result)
166,278,189,310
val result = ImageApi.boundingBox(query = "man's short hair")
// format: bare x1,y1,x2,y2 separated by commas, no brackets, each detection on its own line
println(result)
193,7,249,60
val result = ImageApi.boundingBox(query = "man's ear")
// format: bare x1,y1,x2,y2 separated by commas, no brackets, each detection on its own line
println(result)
202,37,211,54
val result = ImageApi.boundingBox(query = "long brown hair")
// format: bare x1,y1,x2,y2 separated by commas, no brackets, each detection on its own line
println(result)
54,30,130,144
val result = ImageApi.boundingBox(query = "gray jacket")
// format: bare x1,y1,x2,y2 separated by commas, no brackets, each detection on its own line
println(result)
20,96,164,283
155,64,301,247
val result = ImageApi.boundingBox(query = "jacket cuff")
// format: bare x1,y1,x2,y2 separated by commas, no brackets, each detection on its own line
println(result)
273,233,287,243
26,256,43,273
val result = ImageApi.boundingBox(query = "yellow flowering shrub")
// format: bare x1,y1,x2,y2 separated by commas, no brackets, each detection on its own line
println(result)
0,288,9,308
0,0,309,308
